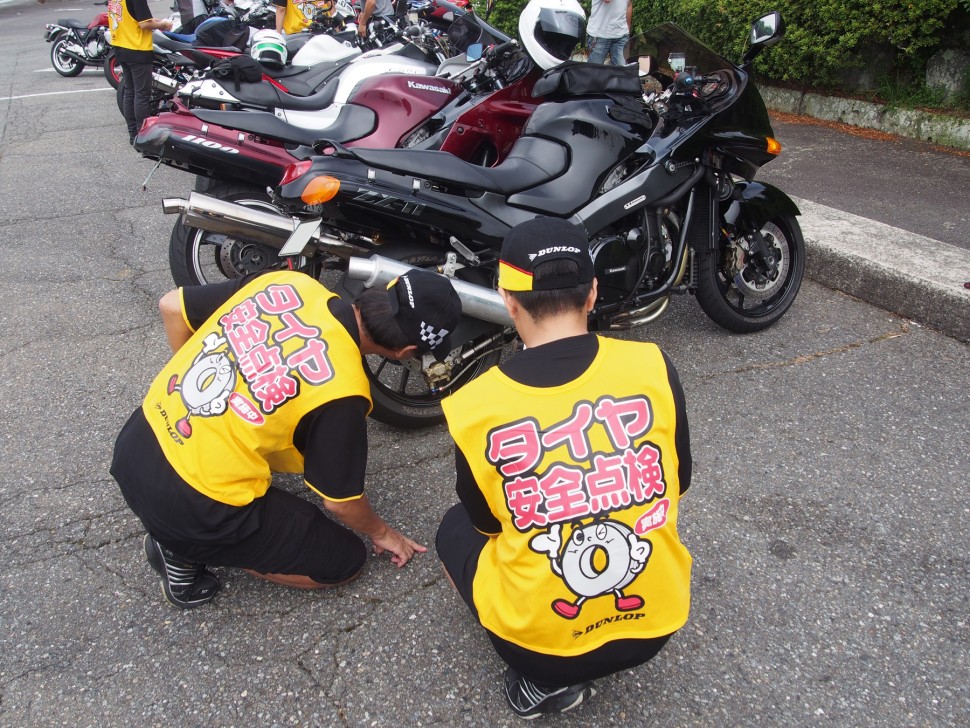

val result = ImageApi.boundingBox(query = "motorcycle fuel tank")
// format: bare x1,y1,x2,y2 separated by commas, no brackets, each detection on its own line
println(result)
347,73,463,147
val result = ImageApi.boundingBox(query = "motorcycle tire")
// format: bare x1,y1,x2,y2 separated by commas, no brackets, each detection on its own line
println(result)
115,77,123,116
103,52,122,89
345,248,507,428
194,175,217,194
169,183,289,287
695,213,805,333
50,37,84,77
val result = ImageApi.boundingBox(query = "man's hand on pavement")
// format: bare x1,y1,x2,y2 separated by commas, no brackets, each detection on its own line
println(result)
371,526,427,567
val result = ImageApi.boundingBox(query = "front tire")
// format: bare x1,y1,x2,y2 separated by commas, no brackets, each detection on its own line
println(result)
169,183,288,286
50,37,84,77
695,214,805,332
103,52,122,88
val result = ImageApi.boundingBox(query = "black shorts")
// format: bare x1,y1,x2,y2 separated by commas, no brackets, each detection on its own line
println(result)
112,409,366,584
436,503,673,687
157,486,367,584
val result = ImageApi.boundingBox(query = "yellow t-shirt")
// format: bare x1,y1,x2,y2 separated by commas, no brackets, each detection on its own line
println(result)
107,0,153,52
280,0,332,34
443,337,691,656
142,271,372,506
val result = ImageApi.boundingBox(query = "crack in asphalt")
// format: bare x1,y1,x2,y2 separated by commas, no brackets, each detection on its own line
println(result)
705,322,911,379
0,514,137,557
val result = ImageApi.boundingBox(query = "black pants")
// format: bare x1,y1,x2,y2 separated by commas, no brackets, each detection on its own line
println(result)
111,408,367,584
118,53,154,141
436,503,673,687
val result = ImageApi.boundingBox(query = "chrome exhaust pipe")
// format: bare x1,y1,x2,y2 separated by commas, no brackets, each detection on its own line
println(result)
152,72,181,94
163,192,299,247
347,255,513,327
607,297,670,329
161,192,367,257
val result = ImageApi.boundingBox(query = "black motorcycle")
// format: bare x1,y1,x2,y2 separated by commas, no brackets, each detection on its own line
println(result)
164,13,803,427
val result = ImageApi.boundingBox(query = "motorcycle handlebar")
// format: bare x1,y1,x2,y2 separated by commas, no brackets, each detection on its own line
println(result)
486,40,518,61
673,71,717,91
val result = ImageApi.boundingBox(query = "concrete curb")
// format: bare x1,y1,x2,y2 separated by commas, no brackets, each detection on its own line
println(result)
796,197,970,342
762,86,970,152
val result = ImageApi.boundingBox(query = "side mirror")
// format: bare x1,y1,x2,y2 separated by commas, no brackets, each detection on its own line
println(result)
742,11,785,66
466,42,483,62
750,12,785,46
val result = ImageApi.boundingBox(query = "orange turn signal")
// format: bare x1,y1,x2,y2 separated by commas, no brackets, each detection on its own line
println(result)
301,176,341,205
766,137,782,155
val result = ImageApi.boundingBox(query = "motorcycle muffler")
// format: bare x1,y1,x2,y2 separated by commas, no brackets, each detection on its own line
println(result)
62,45,88,64
161,192,367,257
347,255,513,327
152,72,181,94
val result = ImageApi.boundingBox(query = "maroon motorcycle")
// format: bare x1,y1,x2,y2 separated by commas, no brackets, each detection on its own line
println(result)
143,19,538,286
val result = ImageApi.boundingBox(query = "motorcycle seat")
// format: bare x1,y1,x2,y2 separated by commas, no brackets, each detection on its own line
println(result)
57,19,89,29
347,136,568,195
214,76,342,111
155,33,242,55
191,105,377,147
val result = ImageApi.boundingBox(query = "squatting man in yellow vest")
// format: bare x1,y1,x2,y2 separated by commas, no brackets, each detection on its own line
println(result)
436,217,693,719
111,269,461,609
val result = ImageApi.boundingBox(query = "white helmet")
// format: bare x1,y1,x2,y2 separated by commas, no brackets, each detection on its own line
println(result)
250,29,288,68
518,0,586,70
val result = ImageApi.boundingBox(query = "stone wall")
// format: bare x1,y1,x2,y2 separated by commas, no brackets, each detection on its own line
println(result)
761,86,970,151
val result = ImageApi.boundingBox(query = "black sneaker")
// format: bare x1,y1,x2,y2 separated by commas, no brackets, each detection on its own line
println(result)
502,667,595,719
143,534,221,609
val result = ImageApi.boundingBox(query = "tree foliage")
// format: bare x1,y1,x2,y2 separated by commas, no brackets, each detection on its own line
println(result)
473,0,962,87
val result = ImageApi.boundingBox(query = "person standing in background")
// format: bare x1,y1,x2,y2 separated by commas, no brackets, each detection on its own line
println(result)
107,0,173,144
274,0,333,34
355,0,395,39
586,0,631,66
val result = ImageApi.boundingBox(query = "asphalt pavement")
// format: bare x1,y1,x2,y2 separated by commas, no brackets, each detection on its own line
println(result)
1,2,968,727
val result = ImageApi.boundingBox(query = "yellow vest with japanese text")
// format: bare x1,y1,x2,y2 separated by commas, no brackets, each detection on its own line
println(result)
107,0,153,52
142,272,372,506
443,337,691,656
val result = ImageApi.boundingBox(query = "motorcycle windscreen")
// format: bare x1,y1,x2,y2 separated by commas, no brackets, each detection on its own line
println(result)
625,23,734,79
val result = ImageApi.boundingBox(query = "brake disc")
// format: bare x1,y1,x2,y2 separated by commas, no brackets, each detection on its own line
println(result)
218,238,281,278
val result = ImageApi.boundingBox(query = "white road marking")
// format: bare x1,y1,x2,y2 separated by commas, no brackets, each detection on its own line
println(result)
0,87,115,102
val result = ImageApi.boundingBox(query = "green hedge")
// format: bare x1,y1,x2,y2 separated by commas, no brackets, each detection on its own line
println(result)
473,0,962,87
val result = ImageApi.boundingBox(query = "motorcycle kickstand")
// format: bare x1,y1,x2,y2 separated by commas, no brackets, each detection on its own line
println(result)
141,158,163,192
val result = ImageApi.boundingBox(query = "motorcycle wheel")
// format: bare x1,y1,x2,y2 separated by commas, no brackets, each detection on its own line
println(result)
103,52,122,89
695,214,805,333
347,249,508,428
115,79,124,116
169,183,289,287
50,37,84,77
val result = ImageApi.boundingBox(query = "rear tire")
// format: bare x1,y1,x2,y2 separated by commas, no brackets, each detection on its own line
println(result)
50,37,84,77
352,249,507,428
169,183,287,286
